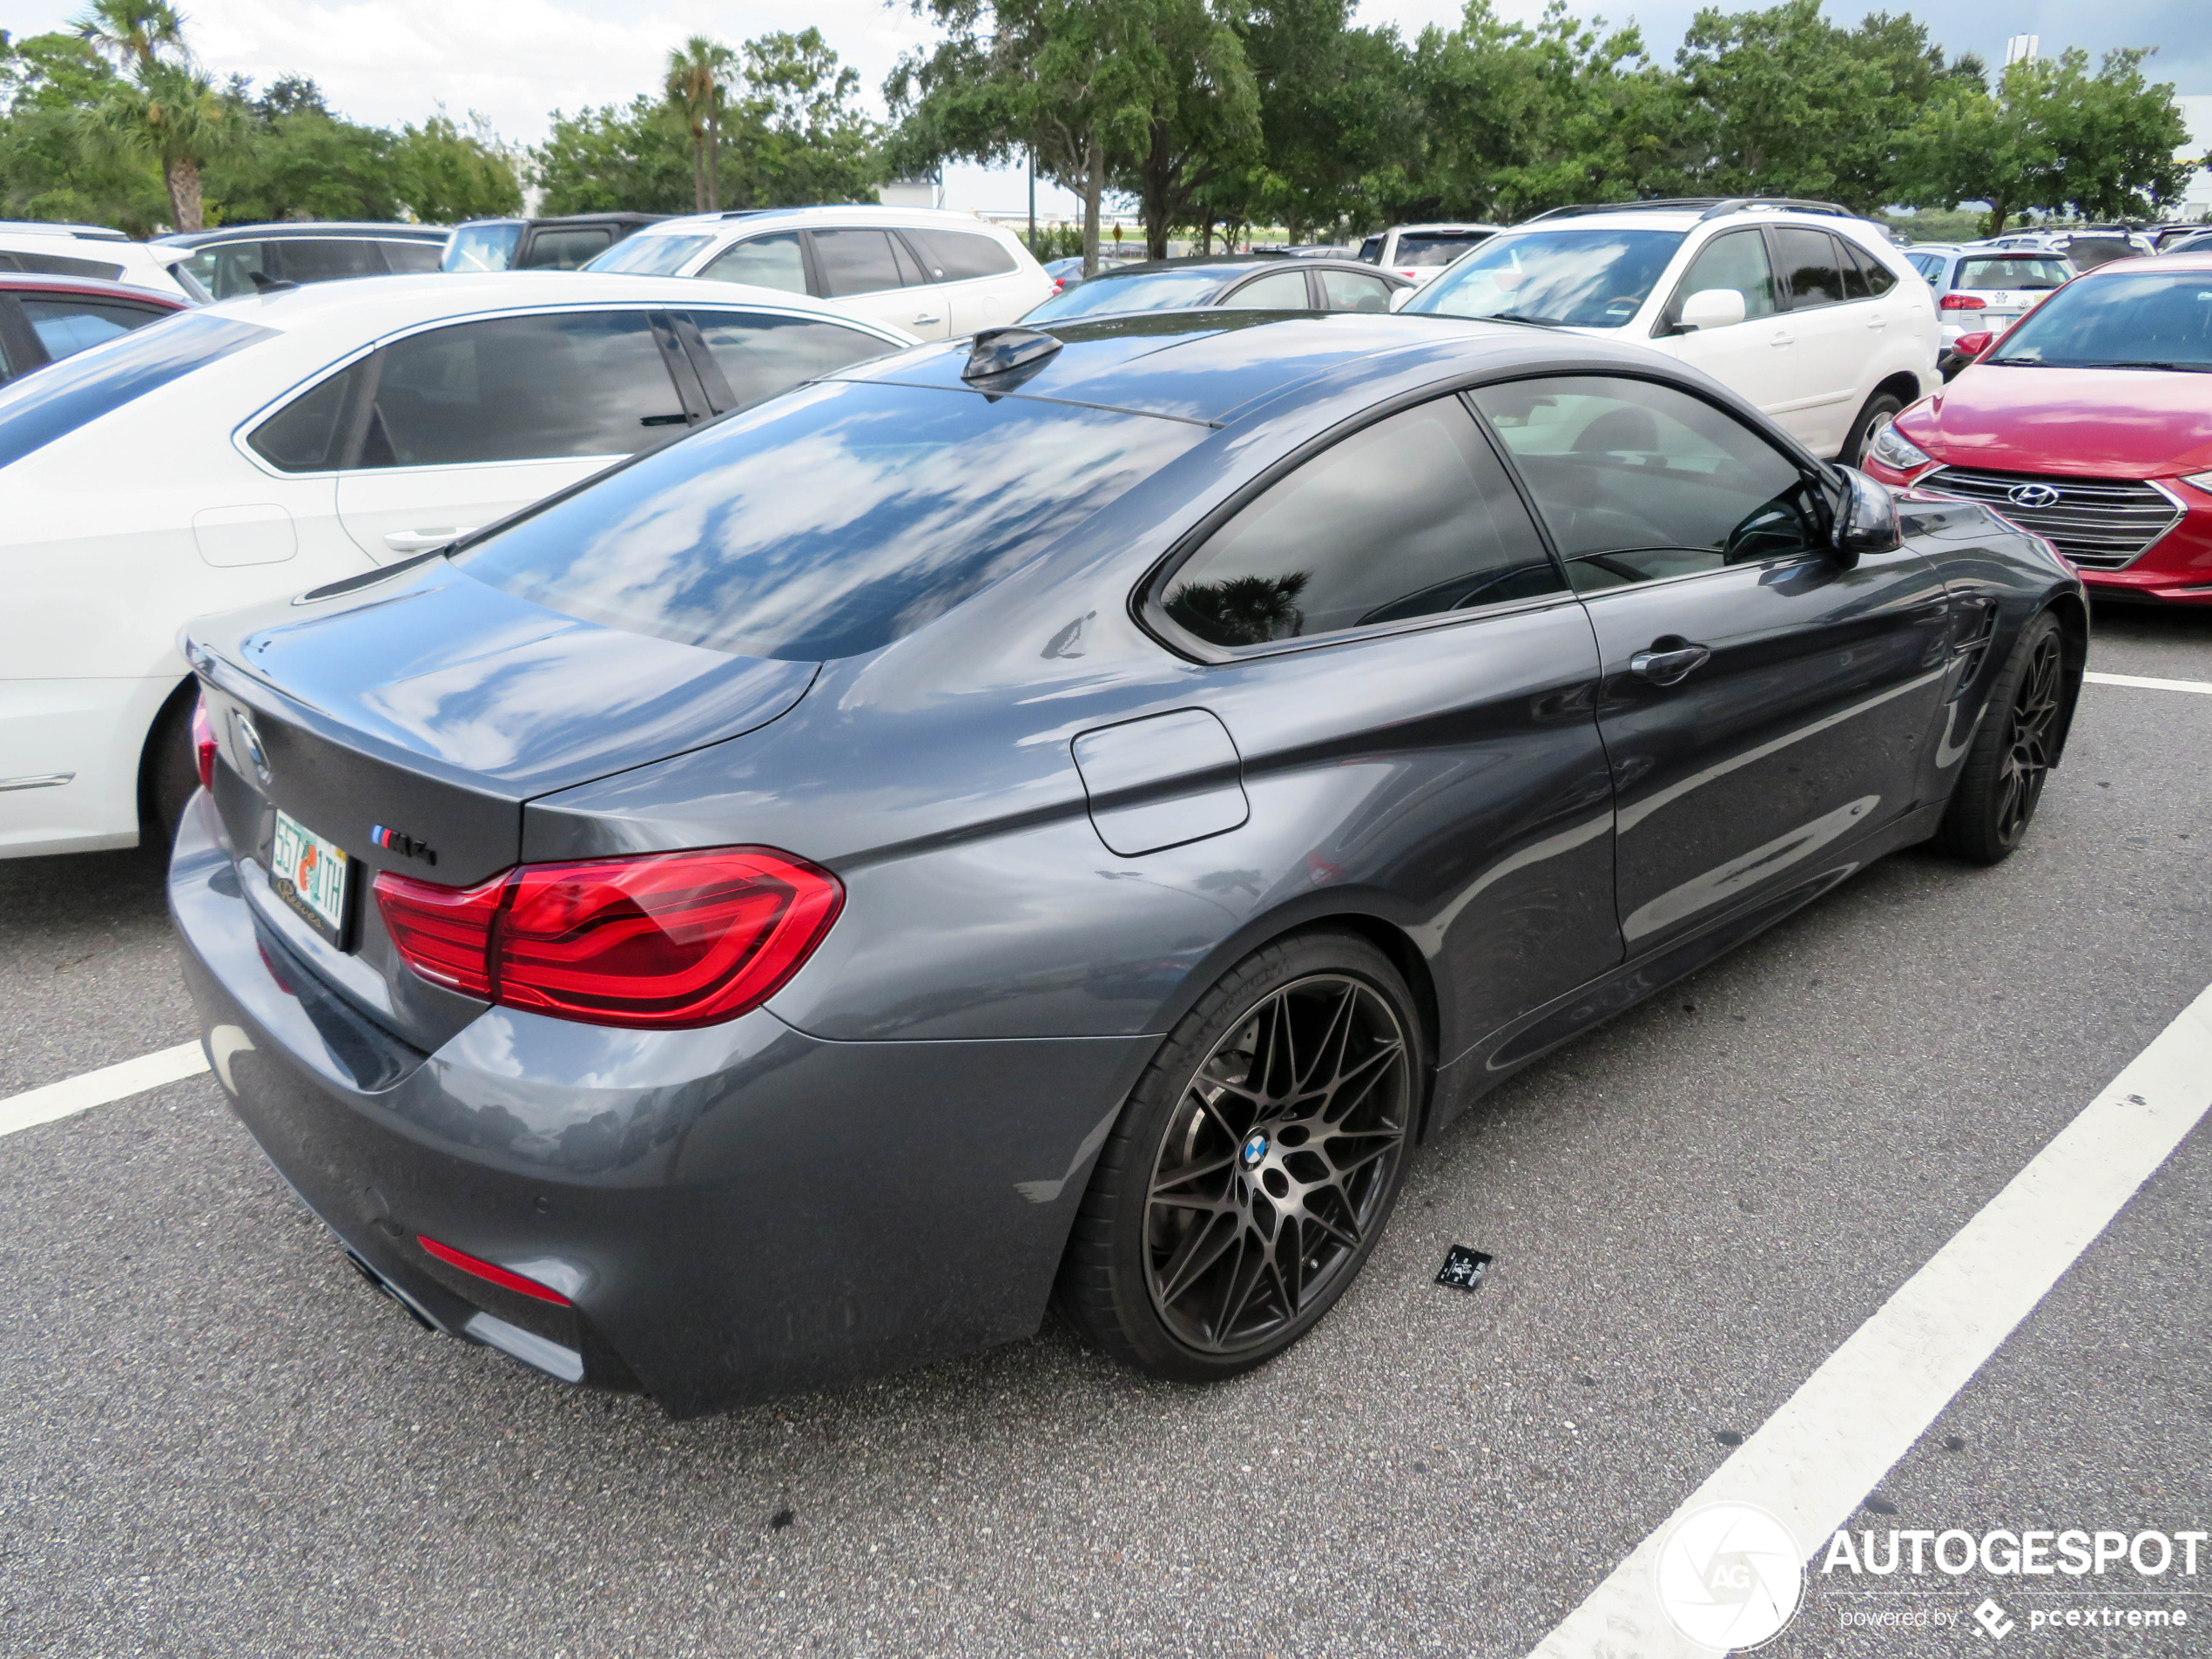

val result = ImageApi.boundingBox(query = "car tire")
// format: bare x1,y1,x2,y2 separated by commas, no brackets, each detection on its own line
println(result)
1934,610,2067,866
1055,929,1422,1383
1840,388,1906,467
141,686,199,850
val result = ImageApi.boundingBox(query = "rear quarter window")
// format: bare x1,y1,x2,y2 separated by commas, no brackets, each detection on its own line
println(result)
907,229,1018,280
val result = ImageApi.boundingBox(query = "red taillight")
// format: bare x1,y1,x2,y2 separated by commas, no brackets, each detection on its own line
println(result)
372,847,842,1028
1939,293,1986,310
191,698,218,792
373,867,505,997
418,1235,571,1305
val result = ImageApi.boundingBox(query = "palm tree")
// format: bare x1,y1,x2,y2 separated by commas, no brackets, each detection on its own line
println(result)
666,35,737,212
114,60,235,231
73,0,227,231
71,0,186,73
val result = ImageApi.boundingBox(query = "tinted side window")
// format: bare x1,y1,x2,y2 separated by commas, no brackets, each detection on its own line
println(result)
1838,239,1871,300
1222,269,1312,309
20,298,168,361
684,312,894,412
907,229,1017,280
356,311,684,468
249,360,365,471
518,228,614,270
1471,376,1821,590
1845,239,1898,295
381,239,445,275
188,242,267,299
1666,229,1777,327
0,313,272,472
812,229,907,296
1773,228,1844,309
702,233,808,293
273,239,387,283
1319,269,1393,312
1163,397,1560,649
4,250,125,281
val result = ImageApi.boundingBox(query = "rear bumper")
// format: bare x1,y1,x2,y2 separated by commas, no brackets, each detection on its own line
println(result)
169,792,1157,1416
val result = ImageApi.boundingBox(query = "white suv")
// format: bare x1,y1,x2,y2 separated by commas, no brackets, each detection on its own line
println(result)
0,220,210,304
584,206,1052,341
1356,222,1503,285
1403,199,1939,462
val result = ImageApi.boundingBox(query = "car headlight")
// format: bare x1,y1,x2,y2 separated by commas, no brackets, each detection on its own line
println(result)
2181,470,2212,496
1866,420,1932,471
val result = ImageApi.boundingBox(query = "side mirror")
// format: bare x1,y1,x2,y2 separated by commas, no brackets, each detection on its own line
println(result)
1831,465,1903,564
1677,288,1747,333
1951,330,1994,359
1387,285,1413,312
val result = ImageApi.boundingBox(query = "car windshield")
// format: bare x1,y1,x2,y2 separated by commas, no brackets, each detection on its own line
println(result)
584,233,715,276
442,222,522,273
0,312,272,472
1025,269,1232,320
1404,228,1684,328
1956,256,2072,291
455,380,1209,661
1986,270,2212,370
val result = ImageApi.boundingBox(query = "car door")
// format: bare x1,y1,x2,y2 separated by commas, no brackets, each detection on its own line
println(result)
901,226,1031,334
1469,373,1952,959
1148,393,1620,1081
806,227,948,338
1654,228,1802,428
330,308,696,562
1766,227,1862,455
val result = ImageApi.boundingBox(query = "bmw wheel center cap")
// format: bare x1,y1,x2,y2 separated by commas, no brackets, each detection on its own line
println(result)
1241,1131,1270,1169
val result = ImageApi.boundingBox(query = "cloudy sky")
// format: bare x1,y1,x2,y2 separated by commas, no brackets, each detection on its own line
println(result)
12,0,2209,214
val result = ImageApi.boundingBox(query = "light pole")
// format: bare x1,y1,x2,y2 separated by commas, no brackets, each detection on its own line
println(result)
1028,145,1037,256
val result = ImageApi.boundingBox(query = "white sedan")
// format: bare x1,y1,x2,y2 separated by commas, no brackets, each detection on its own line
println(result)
0,273,916,859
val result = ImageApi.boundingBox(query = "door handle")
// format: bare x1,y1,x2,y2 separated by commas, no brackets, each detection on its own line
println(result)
912,314,943,326
1770,331,1795,348
383,528,475,553
1629,640,1713,685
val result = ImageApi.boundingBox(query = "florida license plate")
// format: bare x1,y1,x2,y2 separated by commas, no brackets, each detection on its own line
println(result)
270,809,352,945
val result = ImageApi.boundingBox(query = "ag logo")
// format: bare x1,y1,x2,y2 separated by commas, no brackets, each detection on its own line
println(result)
1654,1500,1805,1649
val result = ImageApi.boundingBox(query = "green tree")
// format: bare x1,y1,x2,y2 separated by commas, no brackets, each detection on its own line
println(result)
71,0,233,229
723,30,886,207
666,35,735,212
205,74,401,222
1406,1,1680,222
391,110,522,222
535,95,696,213
0,30,166,229
1909,48,2197,235
1669,0,1975,212
890,1,1180,273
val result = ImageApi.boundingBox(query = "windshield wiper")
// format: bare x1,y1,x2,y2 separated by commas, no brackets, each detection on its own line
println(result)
1481,310,1568,327
2084,361,2212,373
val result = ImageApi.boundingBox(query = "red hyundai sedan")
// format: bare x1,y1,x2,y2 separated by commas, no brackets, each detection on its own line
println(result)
1860,253,2212,604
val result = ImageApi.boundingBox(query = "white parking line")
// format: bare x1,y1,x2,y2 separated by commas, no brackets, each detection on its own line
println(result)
1528,981,2212,1658
2084,671,2212,696
0,1042,210,1139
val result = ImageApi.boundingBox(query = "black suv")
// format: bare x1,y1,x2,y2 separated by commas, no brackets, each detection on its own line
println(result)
442,213,669,273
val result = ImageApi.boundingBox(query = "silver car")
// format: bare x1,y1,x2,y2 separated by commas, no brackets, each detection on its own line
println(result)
1905,244,2074,353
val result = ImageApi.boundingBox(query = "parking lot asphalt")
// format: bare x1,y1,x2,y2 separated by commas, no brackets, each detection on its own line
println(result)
2,604,2208,1659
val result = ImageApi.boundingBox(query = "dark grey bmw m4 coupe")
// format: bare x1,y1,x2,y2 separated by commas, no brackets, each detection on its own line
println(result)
172,311,2084,1416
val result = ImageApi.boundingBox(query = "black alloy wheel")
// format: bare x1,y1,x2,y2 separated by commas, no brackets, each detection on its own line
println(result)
1937,610,2068,865
1057,932,1420,1381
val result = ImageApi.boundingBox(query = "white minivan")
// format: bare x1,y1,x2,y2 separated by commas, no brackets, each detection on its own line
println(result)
585,206,1053,341
1404,199,1940,462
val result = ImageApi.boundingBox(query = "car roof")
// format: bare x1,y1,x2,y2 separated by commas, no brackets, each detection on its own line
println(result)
1388,223,1504,234
0,219,130,241
156,222,450,246
630,205,1019,237
189,271,917,338
0,272,188,304
1082,255,1381,280
831,310,1668,426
